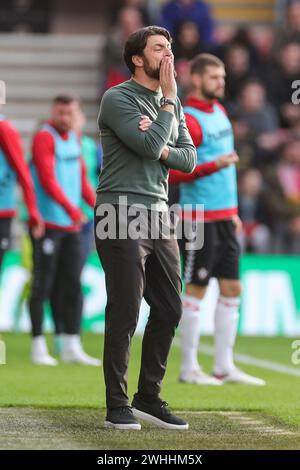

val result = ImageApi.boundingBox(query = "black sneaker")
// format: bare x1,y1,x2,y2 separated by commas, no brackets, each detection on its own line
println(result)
131,394,189,430
104,406,141,430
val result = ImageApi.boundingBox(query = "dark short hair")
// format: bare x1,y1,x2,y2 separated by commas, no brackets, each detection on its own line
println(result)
190,53,224,75
124,26,172,74
52,94,79,105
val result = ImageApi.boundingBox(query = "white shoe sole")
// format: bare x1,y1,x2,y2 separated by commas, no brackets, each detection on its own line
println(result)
179,377,223,386
222,378,266,386
62,360,101,366
61,354,101,366
104,420,141,430
132,408,189,430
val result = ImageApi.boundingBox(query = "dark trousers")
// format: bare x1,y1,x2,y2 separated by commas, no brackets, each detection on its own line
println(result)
95,207,182,409
50,220,94,335
29,228,83,337
0,218,11,271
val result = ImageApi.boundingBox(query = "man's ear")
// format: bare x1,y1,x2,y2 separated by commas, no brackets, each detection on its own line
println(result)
132,55,143,68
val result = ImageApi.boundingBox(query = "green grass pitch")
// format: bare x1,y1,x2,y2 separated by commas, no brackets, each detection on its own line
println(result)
0,332,300,449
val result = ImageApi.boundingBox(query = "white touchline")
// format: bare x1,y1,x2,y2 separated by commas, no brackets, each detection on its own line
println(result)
173,339,300,377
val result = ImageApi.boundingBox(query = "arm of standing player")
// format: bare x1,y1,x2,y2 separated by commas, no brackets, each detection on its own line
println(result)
168,153,239,183
81,157,96,208
0,120,44,238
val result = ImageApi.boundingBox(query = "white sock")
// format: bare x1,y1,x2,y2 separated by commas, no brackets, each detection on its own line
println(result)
179,294,203,374
63,334,81,350
32,335,47,351
214,295,240,375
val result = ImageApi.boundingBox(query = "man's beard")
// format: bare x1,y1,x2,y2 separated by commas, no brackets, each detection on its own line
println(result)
202,87,224,101
143,56,177,80
144,60,160,80
58,124,69,132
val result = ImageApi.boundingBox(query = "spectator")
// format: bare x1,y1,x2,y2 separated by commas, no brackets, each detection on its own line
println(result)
121,0,151,25
238,169,271,253
229,27,261,66
161,0,215,48
249,25,274,63
173,21,204,61
224,43,254,101
214,27,261,68
230,116,256,172
262,140,300,253
108,0,157,26
103,7,144,90
273,0,300,51
263,42,300,127
227,79,280,167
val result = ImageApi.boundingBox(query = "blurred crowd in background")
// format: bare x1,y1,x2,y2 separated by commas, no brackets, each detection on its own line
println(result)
100,0,300,254
2,0,300,255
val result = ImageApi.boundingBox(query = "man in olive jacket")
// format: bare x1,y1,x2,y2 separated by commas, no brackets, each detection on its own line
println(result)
95,26,196,430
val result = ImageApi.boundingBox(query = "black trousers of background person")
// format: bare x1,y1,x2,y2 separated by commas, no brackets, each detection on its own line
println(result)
50,220,94,335
0,218,12,271
29,228,83,337
94,206,183,410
